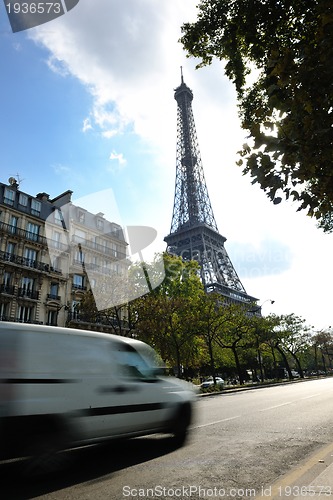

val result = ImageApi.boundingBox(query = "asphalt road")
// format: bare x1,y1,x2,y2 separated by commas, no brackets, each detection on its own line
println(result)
2,377,333,500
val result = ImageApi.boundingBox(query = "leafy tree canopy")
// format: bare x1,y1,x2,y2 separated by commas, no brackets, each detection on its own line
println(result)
181,0,333,231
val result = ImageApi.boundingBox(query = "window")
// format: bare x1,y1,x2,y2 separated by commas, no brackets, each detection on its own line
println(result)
96,218,104,230
26,222,40,242
91,255,98,269
3,272,12,286
73,274,84,289
50,282,59,299
19,193,28,207
5,241,16,261
47,309,58,326
75,229,86,240
78,210,85,223
2,272,13,294
51,255,61,271
19,277,37,299
17,305,34,323
0,302,9,320
52,230,61,249
24,247,37,266
9,215,18,234
31,199,41,216
111,242,117,257
113,343,158,380
21,276,34,292
54,209,63,226
4,187,15,206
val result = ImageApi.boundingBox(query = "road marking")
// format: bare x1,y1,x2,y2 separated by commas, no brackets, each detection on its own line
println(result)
300,393,321,400
259,401,293,411
193,415,241,429
259,394,321,412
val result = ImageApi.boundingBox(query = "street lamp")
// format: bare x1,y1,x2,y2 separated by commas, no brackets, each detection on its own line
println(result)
249,299,275,315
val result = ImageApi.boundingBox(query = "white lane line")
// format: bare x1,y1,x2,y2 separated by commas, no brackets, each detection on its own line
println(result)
259,393,321,412
193,415,241,429
259,401,293,411
300,393,321,400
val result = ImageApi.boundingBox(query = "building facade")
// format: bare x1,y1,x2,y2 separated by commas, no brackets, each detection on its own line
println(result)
0,178,128,329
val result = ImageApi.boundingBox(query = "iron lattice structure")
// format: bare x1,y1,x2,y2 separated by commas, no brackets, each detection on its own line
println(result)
164,73,257,305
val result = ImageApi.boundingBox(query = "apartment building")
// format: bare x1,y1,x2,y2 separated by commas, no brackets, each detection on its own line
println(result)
0,178,128,329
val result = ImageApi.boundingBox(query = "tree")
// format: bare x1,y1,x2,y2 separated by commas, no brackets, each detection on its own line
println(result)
267,313,310,378
133,253,205,376
181,0,333,231
213,303,255,384
196,293,232,383
277,314,311,378
247,314,276,382
312,329,333,373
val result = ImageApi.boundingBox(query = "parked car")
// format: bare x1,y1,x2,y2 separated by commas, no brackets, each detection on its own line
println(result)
200,377,225,389
291,370,300,378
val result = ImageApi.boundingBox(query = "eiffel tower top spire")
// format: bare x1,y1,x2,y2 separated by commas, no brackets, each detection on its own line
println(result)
169,71,218,234
165,72,258,305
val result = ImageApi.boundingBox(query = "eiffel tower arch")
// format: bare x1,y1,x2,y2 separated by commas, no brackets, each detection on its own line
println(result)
164,71,258,306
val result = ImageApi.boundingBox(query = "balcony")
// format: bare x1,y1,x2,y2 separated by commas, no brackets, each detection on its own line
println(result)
0,284,15,295
67,312,130,331
47,239,69,252
17,288,39,300
71,235,126,260
0,251,62,274
0,222,47,246
72,283,87,291
46,293,61,301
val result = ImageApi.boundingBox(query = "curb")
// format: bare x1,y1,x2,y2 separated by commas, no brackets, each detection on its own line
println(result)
197,377,321,397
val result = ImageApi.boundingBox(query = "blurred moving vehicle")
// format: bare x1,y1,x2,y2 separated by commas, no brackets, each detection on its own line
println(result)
0,322,196,471
200,377,225,389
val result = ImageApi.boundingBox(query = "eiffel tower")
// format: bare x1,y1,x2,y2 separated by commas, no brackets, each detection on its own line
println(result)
164,71,258,305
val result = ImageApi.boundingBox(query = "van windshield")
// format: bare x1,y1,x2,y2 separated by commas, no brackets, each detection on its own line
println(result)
113,342,164,380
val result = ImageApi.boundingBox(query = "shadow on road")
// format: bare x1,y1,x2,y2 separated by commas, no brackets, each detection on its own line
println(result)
0,435,181,499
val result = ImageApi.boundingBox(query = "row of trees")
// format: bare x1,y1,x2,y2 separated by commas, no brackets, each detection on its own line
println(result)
78,253,333,385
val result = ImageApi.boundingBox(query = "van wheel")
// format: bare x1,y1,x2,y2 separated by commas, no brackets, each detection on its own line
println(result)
171,403,192,447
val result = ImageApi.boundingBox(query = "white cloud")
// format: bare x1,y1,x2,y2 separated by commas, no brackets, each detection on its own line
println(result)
52,163,71,175
82,117,92,133
109,150,127,168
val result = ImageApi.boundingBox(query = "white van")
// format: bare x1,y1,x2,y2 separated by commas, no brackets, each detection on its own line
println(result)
0,322,196,470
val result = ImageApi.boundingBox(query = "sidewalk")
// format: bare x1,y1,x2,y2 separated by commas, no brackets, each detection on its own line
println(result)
256,441,333,499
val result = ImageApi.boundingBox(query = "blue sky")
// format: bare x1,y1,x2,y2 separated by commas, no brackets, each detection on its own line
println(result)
1,0,333,330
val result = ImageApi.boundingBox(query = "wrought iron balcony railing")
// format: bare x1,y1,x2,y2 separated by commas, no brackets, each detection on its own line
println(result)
0,221,48,246
0,251,62,274
71,234,126,260
0,284,15,295
17,288,39,300
46,293,61,301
